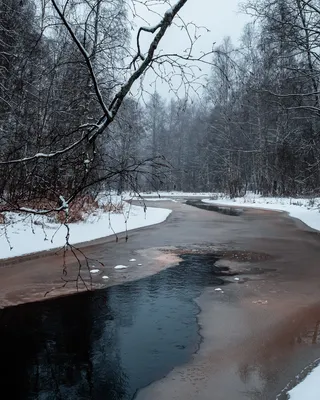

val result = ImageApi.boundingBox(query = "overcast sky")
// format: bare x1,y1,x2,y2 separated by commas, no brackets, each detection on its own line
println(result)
132,0,251,98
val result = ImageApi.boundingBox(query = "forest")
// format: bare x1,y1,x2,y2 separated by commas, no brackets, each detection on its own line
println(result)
140,0,320,197
2,0,320,215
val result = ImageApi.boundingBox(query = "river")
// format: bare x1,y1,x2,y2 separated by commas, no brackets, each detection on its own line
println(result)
0,254,226,399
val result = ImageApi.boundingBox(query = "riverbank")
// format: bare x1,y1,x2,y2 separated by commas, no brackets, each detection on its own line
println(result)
203,193,320,232
0,195,171,260
1,199,320,399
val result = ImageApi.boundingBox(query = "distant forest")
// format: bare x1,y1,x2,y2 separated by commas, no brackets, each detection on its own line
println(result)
2,0,320,212
139,0,320,198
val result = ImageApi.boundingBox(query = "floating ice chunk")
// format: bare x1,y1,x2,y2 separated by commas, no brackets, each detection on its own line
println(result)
138,263,142,266
215,288,223,292
253,300,268,305
234,277,240,281
102,276,109,279
90,269,100,274
114,265,128,270
129,259,136,262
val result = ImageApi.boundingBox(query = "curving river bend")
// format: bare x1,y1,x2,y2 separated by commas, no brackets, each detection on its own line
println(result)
2,200,320,399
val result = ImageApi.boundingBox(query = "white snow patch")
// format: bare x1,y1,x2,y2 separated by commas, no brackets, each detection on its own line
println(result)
142,198,175,201
90,269,100,274
203,193,320,232
59,195,68,211
129,259,136,262
126,191,213,199
253,300,268,305
102,276,109,279
234,277,240,281
114,265,128,270
287,363,320,400
140,198,178,203
0,195,171,260
215,288,223,292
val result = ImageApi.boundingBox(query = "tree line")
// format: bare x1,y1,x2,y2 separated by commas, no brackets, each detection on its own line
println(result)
135,0,320,197
2,0,320,211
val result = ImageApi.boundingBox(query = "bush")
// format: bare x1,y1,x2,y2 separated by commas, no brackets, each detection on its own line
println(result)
56,195,99,223
0,195,125,225
56,195,124,223
101,202,124,214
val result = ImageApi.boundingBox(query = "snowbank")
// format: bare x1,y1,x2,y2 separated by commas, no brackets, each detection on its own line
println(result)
138,198,178,202
287,362,320,400
128,191,213,198
203,193,320,231
0,196,171,260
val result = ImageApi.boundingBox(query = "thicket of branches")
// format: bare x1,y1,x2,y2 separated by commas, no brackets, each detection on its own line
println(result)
1,0,127,210
0,0,200,214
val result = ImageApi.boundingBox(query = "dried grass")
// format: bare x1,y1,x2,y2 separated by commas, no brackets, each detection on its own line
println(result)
0,195,124,224
101,202,124,214
57,195,124,223
56,195,98,223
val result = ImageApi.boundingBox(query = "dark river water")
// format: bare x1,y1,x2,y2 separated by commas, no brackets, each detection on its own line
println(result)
186,199,243,216
0,254,227,400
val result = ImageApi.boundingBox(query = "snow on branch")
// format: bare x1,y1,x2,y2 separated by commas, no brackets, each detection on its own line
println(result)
0,129,89,164
107,0,189,118
1,0,190,167
130,23,162,67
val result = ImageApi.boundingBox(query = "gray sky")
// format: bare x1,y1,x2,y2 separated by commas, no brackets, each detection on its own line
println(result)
131,0,251,98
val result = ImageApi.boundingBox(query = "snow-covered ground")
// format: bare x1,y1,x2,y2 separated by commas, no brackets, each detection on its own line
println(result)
203,193,320,232
139,198,178,202
277,360,320,400
129,191,213,198
4,190,320,260
287,363,320,399
0,196,171,260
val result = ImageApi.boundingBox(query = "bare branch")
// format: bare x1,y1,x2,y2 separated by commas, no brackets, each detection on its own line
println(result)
51,0,112,119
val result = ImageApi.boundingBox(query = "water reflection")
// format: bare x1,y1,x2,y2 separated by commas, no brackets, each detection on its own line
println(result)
0,254,225,400
186,200,242,216
237,307,320,399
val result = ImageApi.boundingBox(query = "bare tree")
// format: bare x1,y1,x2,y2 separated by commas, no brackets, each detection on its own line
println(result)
0,0,217,216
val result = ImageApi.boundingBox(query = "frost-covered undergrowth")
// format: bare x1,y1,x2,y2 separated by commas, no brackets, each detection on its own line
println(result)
203,193,320,232
0,195,171,260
